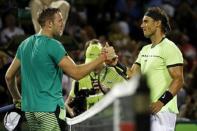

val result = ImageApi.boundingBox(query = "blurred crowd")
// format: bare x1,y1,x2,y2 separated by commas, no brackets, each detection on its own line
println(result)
0,0,197,120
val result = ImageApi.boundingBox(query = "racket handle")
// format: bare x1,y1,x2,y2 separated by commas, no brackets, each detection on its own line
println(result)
0,104,15,113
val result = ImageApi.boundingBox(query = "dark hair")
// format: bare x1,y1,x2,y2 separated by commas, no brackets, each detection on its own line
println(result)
38,8,61,27
144,7,171,34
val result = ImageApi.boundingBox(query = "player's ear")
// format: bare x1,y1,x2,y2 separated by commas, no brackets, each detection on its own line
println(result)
156,20,162,28
46,20,53,29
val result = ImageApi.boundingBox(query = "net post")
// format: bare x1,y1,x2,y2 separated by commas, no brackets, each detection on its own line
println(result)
113,99,120,131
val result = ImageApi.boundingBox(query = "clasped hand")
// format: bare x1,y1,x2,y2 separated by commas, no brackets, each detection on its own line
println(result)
101,43,117,63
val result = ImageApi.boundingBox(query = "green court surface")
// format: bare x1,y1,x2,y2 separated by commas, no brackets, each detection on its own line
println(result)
176,122,197,131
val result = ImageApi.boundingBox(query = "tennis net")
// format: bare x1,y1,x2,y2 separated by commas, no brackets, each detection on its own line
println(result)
66,75,150,131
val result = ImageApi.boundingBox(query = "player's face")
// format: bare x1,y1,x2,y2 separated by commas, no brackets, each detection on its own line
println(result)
51,12,64,36
141,16,157,38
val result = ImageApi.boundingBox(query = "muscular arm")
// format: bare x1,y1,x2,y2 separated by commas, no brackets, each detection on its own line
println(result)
57,0,70,29
150,65,184,114
5,57,21,100
30,0,43,33
167,65,184,96
58,55,105,80
59,46,116,80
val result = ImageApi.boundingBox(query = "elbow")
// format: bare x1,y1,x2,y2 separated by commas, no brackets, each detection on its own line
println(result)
66,66,84,80
176,77,184,89
180,78,184,88
66,1,70,8
72,75,82,81
71,68,84,80
69,71,82,80
74,77,80,81
63,0,70,11
5,73,12,83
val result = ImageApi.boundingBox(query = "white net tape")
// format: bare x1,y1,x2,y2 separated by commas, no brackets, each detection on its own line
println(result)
66,75,140,130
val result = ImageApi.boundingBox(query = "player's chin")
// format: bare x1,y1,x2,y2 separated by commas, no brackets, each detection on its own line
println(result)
56,31,63,37
59,31,63,36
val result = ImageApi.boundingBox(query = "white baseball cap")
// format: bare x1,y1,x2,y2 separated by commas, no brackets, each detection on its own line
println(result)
4,111,21,131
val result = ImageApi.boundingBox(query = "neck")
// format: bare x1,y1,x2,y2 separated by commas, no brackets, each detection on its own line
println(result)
150,31,165,45
39,28,53,38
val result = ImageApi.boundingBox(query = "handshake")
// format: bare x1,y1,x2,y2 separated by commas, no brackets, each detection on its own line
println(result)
100,43,118,65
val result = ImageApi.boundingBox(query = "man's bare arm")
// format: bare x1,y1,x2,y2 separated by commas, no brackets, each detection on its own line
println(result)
59,47,116,80
59,55,105,80
150,65,184,114
167,65,184,96
5,57,21,100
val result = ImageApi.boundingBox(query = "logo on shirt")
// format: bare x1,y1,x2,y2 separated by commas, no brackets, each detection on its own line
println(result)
106,81,112,84
142,55,162,58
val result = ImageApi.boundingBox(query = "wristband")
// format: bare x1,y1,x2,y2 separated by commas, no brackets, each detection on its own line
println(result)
116,62,127,74
158,91,173,105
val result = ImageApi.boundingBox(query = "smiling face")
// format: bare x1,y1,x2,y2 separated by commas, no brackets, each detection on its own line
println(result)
140,16,159,38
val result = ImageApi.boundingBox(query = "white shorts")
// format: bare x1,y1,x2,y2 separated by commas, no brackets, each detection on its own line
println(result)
151,112,177,131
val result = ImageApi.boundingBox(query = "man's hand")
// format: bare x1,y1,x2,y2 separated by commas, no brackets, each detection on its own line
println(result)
101,47,116,61
13,99,21,109
101,42,117,62
66,104,75,118
100,84,110,94
150,101,164,114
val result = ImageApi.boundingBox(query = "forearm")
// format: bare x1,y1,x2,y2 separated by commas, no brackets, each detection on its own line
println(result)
65,96,73,105
59,0,70,26
4,57,21,101
30,0,42,33
65,96,75,117
150,80,182,113
168,78,184,96
61,46,116,80
166,66,184,96
65,102,75,117
5,77,21,100
74,57,104,80
158,77,184,106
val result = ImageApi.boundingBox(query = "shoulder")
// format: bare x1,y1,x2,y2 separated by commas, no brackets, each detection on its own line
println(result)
141,44,151,52
161,38,180,51
48,38,61,44
161,38,183,64
19,35,34,47
161,38,182,57
47,38,63,47
16,35,35,54
37,36,64,49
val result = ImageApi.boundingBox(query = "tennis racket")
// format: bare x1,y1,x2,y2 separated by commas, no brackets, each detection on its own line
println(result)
0,104,15,113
